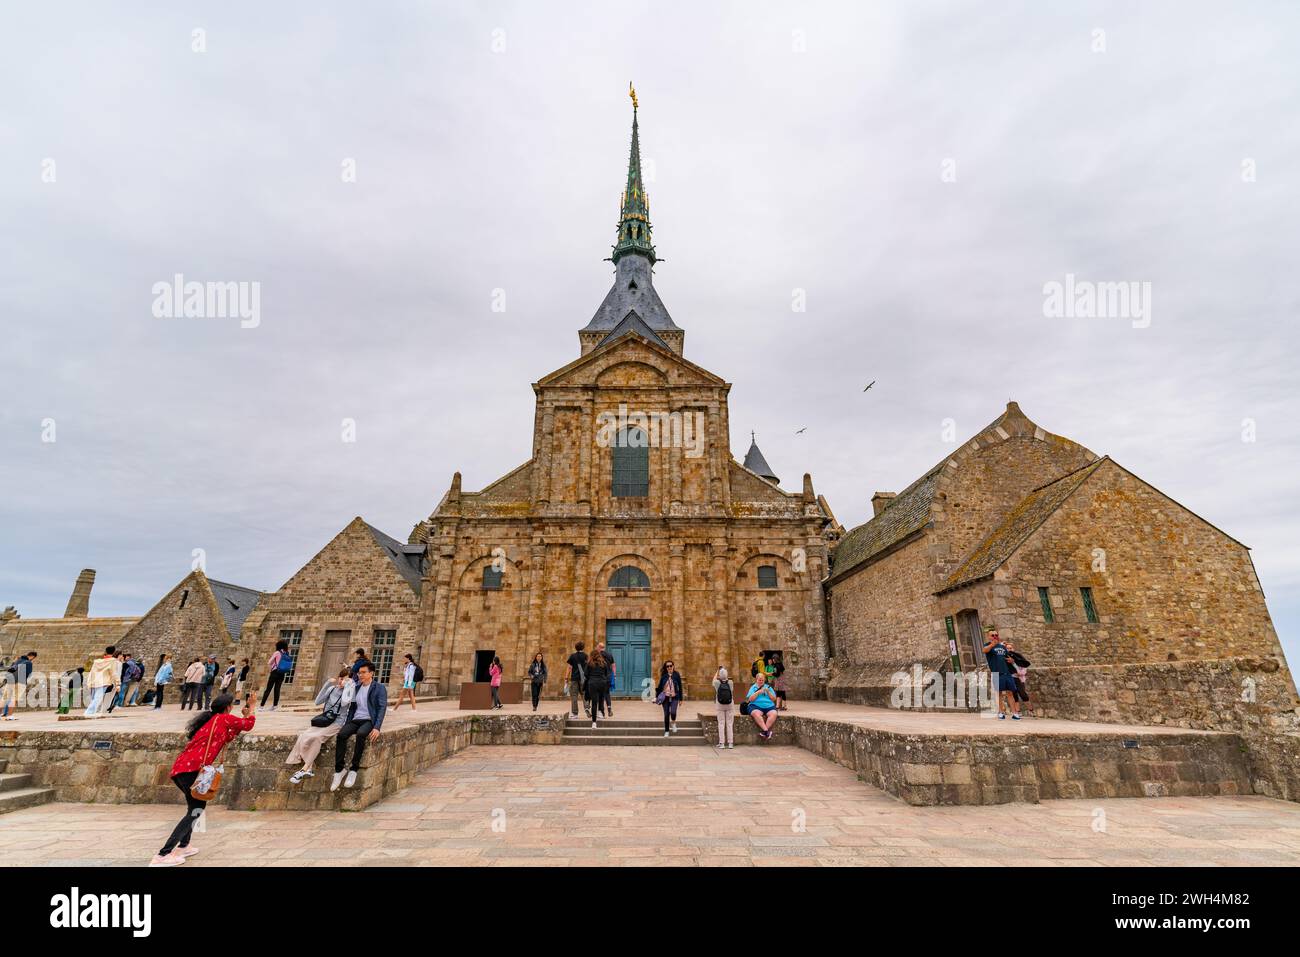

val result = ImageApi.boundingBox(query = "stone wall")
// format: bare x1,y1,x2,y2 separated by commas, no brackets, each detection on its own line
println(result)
119,571,240,690
0,712,562,812
696,710,1252,806
0,617,139,681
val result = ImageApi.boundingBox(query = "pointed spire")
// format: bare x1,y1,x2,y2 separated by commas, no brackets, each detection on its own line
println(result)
612,82,656,266
744,434,781,486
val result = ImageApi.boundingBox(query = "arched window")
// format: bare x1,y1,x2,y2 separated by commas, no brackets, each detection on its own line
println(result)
482,566,503,590
608,566,651,590
757,565,778,589
612,427,649,497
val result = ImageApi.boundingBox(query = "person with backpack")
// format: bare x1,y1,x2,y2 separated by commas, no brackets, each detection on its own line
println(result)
219,658,237,697
527,652,547,711
395,654,420,710
199,655,219,710
105,652,128,712
584,649,610,728
152,654,174,710
488,655,504,710
117,654,144,707
149,692,255,867
261,639,293,710
712,666,735,749
287,668,355,784
564,641,588,719
655,660,683,736
1006,641,1032,716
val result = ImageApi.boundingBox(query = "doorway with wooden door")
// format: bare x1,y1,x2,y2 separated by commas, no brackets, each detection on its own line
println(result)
604,619,651,698
318,630,352,689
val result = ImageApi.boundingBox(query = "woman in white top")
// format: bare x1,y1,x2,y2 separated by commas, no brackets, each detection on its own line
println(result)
394,654,418,711
286,669,355,784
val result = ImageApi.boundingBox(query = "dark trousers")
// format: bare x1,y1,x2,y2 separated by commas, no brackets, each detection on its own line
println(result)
200,683,214,709
105,685,118,712
261,670,285,707
153,684,166,709
586,681,607,718
334,719,374,772
491,685,501,708
661,696,679,731
180,683,198,710
530,681,543,708
160,771,206,855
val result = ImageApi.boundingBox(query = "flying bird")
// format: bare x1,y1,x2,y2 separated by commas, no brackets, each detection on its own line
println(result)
863,380,876,392
795,427,807,434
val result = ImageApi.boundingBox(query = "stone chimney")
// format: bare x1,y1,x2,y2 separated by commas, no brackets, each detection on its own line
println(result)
64,569,96,618
871,492,897,517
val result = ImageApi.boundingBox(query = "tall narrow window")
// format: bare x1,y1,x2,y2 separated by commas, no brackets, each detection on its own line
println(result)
373,629,397,683
757,565,779,589
482,566,503,590
178,589,188,610
279,629,303,684
1080,587,1099,623
1037,587,1054,623
612,427,649,497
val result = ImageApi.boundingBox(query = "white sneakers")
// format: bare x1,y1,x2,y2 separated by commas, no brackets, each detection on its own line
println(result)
591,721,597,729
330,771,346,791
344,771,357,788
671,723,678,733
290,769,313,785
664,731,670,738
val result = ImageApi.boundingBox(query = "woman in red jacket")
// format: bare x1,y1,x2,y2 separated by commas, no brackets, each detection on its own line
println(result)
150,693,255,867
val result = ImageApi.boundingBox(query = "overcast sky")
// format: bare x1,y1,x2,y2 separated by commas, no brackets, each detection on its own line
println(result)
2,1,1298,664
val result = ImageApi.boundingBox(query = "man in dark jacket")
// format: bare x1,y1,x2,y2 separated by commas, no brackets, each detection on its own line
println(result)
3,651,38,719
331,662,387,791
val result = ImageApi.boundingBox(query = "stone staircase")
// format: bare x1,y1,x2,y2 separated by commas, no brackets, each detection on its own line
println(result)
0,758,55,814
561,715,707,746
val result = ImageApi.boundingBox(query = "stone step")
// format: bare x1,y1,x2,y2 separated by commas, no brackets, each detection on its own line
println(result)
0,786,55,814
563,726,704,738
0,772,33,792
564,718,702,730
561,734,708,746
0,759,7,774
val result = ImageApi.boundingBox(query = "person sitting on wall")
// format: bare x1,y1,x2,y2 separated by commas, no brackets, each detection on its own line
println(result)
287,667,355,784
330,662,387,792
745,671,779,740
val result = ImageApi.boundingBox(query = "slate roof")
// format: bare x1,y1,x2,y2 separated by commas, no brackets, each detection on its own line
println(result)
206,579,264,641
363,522,426,595
742,436,780,485
582,254,680,332
938,458,1107,594
828,406,1031,583
597,310,670,350
828,462,943,583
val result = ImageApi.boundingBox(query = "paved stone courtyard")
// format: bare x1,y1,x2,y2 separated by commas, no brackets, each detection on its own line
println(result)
4,744,1300,866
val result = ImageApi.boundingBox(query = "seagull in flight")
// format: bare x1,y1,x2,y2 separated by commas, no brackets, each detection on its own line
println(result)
863,380,876,392
795,427,807,434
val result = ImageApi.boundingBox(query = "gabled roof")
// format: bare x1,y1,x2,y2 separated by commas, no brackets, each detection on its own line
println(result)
537,329,726,388
742,434,780,485
206,579,265,641
937,459,1106,594
829,402,1060,584
597,310,669,350
363,522,426,595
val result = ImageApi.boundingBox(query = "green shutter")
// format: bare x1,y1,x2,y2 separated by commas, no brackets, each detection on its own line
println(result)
1080,587,1099,623
1037,587,1054,623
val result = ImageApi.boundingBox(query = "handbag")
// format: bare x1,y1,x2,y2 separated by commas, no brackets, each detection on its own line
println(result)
190,717,224,801
311,687,344,727
739,701,751,716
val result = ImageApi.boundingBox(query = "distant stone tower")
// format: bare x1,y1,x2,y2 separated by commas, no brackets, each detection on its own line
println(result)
63,569,96,618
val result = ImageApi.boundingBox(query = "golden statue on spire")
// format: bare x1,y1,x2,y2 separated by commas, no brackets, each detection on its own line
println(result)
629,81,638,110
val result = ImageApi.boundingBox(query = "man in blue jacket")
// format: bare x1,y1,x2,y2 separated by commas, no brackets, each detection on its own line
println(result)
2,651,38,720
331,662,387,791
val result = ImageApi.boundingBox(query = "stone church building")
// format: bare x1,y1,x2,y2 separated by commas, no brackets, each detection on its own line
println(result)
5,98,1295,743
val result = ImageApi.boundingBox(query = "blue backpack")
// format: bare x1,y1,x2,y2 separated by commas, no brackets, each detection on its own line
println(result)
275,651,294,673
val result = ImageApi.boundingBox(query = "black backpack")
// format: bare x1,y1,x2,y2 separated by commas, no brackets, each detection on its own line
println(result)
412,664,424,683
716,678,733,705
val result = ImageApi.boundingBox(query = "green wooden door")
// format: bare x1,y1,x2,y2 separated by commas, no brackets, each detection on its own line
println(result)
605,619,652,698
